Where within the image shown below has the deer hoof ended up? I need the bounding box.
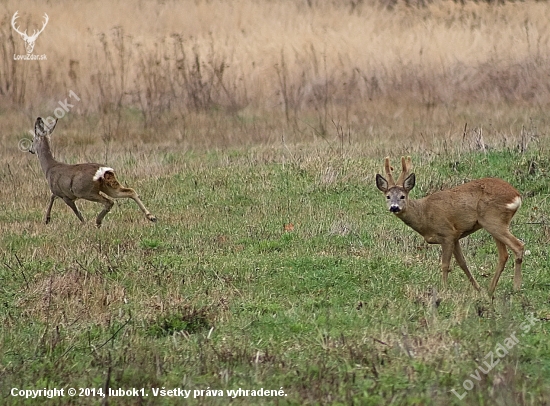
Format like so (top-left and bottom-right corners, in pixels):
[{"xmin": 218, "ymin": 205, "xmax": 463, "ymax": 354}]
[{"xmin": 147, "ymin": 214, "xmax": 157, "ymax": 222}]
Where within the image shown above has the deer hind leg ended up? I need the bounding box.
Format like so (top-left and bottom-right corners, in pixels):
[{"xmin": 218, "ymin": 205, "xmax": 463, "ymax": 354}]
[
  {"xmin": 100, "ymin": 172, "xmax": 156, "ymax": 222},
  {"xmin": 488, "ymin": 230, "xmax": 524, "ymax": 295},
  {"xmin": 503, "ymin": 232, "xmax": 524, "ymax": 292},
  {"xmin": 453, "ymin": 242, "xmax": 481, "ymax": 291},
  {"xmin": 487, "ymin": 238, "xmax": 510, "ymax": 297},
  {"xmin": 499, "ymin": 230, "xmax": 525, "ymax": 291},
  {"xmin": 102, "ymin": 186, "xmax": 157, "ymax": 222},
  {"xmin": 61, "ymin": 197, "xmax": 85, "ymax": 223},
  {"xmin": 86, "ymin": 193, "xmax": 115, "ymax": 227}
]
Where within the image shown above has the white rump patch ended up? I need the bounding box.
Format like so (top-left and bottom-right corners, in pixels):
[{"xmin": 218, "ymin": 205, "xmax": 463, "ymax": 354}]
[
  {"xmin": 93, "ymin": 167, "xmax": 114, "ymax": 181},
  {"xmin": 506, "ymin": 196, "xmax": 522, "ymax": 211}
]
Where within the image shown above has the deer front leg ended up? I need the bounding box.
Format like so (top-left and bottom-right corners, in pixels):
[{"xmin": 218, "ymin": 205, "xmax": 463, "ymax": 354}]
[
  {"xmin": 61, "ymin": 197, "xmax": 85, "ymax": 223},
  {"xmin": 440, "ymin": 241, "xmax": 455, "ymax": 289},
  {"xmin": 453, "ymin": 242, "xmax": 481, "ymax": 291},
  {"xmin": 45, "ymin": 194, "xmax": 58, "ymax": 224}
]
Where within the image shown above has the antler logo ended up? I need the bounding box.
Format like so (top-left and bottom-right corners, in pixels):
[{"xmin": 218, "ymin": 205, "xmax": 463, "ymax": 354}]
[{"xmin": 11, "ymin": 11, "xmax": 49, "ymax": 54}]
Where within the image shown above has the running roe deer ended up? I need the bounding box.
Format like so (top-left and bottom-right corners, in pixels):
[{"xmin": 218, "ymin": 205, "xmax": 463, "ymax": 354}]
[
  {"xmin": 375, "ymin": 156, "xmax": 524, "ymax": 296},
  {"xmin": 30, "ymin": 117, "xmax": 157, "ymax": 227}
]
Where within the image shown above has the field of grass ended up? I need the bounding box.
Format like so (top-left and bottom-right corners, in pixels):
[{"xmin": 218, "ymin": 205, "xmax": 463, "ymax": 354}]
[
  {"xmin": 2, "ymin": 123, "xmax": 550, "ymax": 404},
  {"xmin": 2, "ymin": 0, "xmax": 550, "ymax": 404}
]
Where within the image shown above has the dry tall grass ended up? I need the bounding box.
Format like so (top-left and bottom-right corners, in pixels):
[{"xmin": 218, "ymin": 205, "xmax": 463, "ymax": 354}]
[{"xmin": 1, "ymin": 0, "xmax": 549, "ymax": 150}]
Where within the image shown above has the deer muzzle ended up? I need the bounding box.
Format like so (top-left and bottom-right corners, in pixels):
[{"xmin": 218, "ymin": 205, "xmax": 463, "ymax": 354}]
[{"xmin": 389, "ymin": 205, "xmax": 401, "ymax": 213}]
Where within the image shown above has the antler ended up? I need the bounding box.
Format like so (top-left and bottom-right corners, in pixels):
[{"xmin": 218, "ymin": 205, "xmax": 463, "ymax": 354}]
[
  {"xmin": 395, "ymin": 156, "xmax": 412, "ymax": 186},
  {"xmin": 11, "ymin": 11, "xmax": 48, "ymax": 40},
  {"xmin": 30, "ymin": 13, "xmax": 49, "ymax": 40},
  {"xmin": 384, "ymin": 157, "xmax": 396, "ymax": 187},
  {"xmin": 11, "ymin": 11, "xmax": 27, "ymax": 38},
  {"xmin": 384, "ymin": 156, "xmax": 412, "ymax": 187}
]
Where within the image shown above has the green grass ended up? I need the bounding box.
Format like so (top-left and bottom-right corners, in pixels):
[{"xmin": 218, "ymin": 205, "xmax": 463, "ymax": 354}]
[{"xmin": 1, "ymin": 146, "xmax": 550, "ymax": 405}]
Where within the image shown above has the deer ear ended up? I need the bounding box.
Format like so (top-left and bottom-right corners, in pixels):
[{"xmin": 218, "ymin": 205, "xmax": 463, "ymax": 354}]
[
  {"xmin": 403, "ymin": 173, "xmax": 415, "ymax": 192},
  {"xmin": 34, "ymin": 117, "xmax": 46, "ymax": 137},
  {"xmin": 45, "ymin": 118, "xmax": 57, "ymax": 134},
  {"xmin": 376, "ymin": 174, "xmax": 389, "ymax": 192},
  {"xmin": 34, "ymin": 117, "xmax": 57, "ymax": 137}
]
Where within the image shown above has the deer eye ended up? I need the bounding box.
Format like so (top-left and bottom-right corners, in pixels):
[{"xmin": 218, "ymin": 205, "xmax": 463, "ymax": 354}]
[
  {"xmin": 400, "ymin": 195, "xmax": 405, "ymax": 200},
  {"xmin": 386, "ymin": 196, "xmax": 390, "ymax": 199}
]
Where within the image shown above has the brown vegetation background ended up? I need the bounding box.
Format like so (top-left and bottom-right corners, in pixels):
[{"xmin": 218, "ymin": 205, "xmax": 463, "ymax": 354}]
[{"xmin": 1, "ymin": 0, "xmax": 549, "ymax": 150}]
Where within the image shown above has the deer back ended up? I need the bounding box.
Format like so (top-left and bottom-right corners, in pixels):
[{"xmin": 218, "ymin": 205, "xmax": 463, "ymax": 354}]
[
  {"xmin": 397, "ymin": 178, "xmax": 521, "ymax": 244},
  {"xmin": 46, "ymin": 162, "xmax": 114, "ymax": 200}
]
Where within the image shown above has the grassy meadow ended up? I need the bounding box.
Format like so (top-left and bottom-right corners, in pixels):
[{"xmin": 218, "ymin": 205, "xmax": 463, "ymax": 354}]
[{"xmin": 1, "ymin": 0, "xmax": 550, "ymax": 404}]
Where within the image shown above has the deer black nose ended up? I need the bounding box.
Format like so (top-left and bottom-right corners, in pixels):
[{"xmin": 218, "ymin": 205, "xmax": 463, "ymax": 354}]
[{"xmin": 389, "ymin": 205, "xmax": 401, "ymax": 213}]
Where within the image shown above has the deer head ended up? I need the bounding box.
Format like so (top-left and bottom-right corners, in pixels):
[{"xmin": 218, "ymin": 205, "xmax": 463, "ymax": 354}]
[
  {"xmin": 375, "ymin": 156, "xmax": 414, "ymax": 213},
  {"xmin": 29, "ymin": 117, "xmax": 57, "ymax": 155},
  {"xmin": 11, "ymin": 11, "xmax": 49, "ymax": 54}
]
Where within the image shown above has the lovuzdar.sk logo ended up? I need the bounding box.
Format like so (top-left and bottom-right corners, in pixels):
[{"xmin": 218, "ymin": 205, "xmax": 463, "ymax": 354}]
[{"xmin": 11, "ymin": 11, "xmax": 48, "ymax": 61}]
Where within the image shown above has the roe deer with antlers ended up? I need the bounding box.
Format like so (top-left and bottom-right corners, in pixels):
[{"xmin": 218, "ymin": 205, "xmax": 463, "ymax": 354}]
[
  {"xmin": 375, "ymin": 156, "xmax": 524, "ymax": 296},
  {"xmin": 30, "ymin": 117, "xmax": 157, "ymax": 227}
]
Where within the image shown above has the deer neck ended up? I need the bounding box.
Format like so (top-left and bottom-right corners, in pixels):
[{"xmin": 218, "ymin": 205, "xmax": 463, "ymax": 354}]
[
  {"xmin": 394, "ymin": 198, "xmax": 429, "ymax": 235},
  {"xmin": 36, "ymin": 137, "xmax": 60, "ymax": 174}
]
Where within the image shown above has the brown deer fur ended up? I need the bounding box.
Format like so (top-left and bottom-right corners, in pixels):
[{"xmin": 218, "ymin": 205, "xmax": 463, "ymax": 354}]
[
  {"xmin": 30, "ymin": 117, "xmax": 157, "ymax": 227},
  {"xmin": 376, "ymin": 156, "xmax": 524, "ymax": 296}
]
